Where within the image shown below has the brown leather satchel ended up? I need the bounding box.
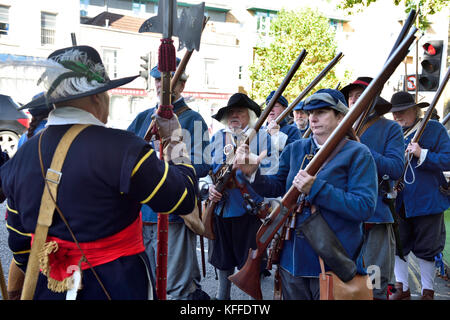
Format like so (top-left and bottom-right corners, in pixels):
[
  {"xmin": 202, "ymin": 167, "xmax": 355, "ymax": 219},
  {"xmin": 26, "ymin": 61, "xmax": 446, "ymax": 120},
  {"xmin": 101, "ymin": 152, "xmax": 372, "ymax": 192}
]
[
  {"xmin": 181, "ymin": 197, "xmax": 205, "ymax": 236},
  {"xmin": 319, "ymin": 257, "xmax": 373, "ymax": 300}
]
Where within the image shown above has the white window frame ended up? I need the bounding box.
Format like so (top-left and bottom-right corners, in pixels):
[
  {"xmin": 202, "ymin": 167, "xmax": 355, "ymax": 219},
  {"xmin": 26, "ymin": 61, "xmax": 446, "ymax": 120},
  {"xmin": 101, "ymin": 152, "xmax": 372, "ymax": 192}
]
[
  {"xmin": 0, "ymin": 5, "xmax": 10, "ymax": 36},
  {"xmin": 41, "ymin": 12, "xmax": 57, "ymax": 46}
]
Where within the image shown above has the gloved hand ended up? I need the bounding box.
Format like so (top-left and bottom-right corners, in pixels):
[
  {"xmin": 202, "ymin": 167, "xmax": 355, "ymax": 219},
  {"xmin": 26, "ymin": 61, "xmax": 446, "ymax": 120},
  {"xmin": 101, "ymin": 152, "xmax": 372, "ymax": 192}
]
[
  {"xmin": 232, "ymin": 144, "xmax": 266, "ymax": 176},
  {"xmin": 152, "ymin": 113, "xmax": 190, "ymax": 164},
  {"xmin": 152, "ymin": 112, "xmax": 182, "ymax": 143}
]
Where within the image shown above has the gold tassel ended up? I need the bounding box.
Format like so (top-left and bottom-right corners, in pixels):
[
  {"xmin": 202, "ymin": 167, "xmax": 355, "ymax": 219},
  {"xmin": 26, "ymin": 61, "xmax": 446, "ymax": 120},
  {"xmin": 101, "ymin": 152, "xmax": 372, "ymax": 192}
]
[{"xmin": 38, "ymin": 241, "xmax": 77, "ymax": 293}]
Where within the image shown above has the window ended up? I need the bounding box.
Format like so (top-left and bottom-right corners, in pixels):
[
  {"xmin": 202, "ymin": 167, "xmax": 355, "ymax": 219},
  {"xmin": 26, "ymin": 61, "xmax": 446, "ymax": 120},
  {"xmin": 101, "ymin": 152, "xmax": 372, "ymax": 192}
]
[
  {"xmin": 103, "ymin": 49, "xmax": 118, "ymax": 79},
  {"xmin": 329, "ymin": 19, "xmax": 343, "ymax": 32},
  {"xmin": 255, "ymin": 11, "xmax": 277, "ymax": 38},
  {"xmin": 41, "ymin": 12, "xmax": 56, "ymax": 45},
  {"xmin": 238, "ymin": 66, "xmax": 243, "ymax": 80},
  {"xmin": 204, "ymin": 59, "xmax": 218, "ymax": 88},
  {"xmin": 204, "ymin": 9, "xmax": 226, "ymax": 23},
  {"xmin": 0, "ymin": 5, "xmax": 9, "ymax": 36},
  {"xmin": 80, "ymin": 0, "xmax": 89, "ymax": 17},
  {"xmin": 132, "ymin": 0, "xmax": 145, "ymax": 16}
]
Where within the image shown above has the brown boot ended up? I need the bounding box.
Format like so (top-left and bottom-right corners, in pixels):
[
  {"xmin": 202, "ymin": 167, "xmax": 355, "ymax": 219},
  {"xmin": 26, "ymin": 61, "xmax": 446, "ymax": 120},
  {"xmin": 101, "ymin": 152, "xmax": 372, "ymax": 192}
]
[
  {"xmin": 390, "ymin": 282, "xmax": 411, "ymax": 300},
  {"xmin": 421, "ymin": 289, "xmax": 434, "ymax": 300}
]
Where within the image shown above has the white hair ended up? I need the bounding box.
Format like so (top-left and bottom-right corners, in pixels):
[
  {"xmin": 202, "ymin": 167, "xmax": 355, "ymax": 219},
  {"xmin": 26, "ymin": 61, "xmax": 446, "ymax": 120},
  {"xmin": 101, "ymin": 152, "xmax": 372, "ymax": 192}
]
[
  {"xmin": 38, "ymin": 49, "xmax": 108, "ymax": 100},
  {"xmin": 220, "ymin": 108, "xmax": 258, "ymax": 128}
]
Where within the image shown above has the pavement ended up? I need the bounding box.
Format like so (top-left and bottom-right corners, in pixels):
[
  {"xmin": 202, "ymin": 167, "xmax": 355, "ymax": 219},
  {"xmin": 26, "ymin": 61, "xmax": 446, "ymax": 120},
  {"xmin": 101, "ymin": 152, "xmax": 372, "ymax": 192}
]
[{"xmin": 1, "ymin": 200, "xmax": 449, "ymax": 300}]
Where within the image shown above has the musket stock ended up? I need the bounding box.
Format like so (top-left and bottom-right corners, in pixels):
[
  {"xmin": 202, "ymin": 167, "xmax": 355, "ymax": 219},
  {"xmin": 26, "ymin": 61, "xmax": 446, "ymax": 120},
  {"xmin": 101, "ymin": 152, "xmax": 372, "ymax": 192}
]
[{"xmin": 229, "ymin": 28, "xmax": 417, "ymax": 299}]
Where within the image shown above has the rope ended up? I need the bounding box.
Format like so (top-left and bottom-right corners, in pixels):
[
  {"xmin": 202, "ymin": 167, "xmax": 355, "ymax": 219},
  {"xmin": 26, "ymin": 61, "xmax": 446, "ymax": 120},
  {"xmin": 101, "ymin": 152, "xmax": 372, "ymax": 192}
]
[{"xmin": 403, "ymin": 151, "xmax": 416, "ymax": 185}]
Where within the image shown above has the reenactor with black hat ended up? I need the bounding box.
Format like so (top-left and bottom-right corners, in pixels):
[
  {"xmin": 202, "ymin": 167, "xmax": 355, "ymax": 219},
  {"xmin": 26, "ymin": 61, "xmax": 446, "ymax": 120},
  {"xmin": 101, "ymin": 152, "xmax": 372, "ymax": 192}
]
[
  {"xmin": 340, "ymin": 77, "xmax": 405, "ymax": 300},
  {"xmin": 389, "ymin": 91, "xmax": 450, "ymax": 300}
]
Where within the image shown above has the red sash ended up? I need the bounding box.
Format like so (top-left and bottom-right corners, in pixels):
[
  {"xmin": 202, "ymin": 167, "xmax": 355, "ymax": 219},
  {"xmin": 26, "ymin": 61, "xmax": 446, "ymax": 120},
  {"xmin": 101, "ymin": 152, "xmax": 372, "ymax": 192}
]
[{"xmin": 32, "ymin": 216, "xmax": 144, "ymax": 282}]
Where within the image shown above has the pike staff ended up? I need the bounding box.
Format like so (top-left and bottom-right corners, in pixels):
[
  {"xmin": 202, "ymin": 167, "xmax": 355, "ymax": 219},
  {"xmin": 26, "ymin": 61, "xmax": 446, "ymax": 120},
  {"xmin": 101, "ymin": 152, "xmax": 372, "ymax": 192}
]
[{"xmin": 139, "ymin": 0, "xmax": 205, "ymax": 299}]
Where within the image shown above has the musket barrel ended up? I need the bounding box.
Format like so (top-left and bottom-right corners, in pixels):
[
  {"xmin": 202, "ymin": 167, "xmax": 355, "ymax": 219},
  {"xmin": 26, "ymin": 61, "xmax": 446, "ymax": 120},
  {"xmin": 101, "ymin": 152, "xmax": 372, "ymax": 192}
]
[
  {"xmin": 442, "ymin": 112, "xmax": 450, "ymax": 126},
  {"xmin": 276, "ymin": 52, "xmax": 344, "ymax": 125},
  {"xmin": 354, "ymin": 9, "xmax": 418, "ymax": 135},
  {"xmin": 412, "ymin": 66, "xmax": 450, "ymax": 143}
]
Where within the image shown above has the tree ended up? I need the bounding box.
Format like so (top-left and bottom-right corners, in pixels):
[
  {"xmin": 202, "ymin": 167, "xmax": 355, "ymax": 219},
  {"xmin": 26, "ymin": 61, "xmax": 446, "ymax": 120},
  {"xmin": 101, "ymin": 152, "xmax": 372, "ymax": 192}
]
[
  {"xmin": 337, "ymin": 0, "xmax": 448, "ymax": 30},
  {"xmin": 249, "ymin": 8, "xmax": 350, "ymax": 105}
]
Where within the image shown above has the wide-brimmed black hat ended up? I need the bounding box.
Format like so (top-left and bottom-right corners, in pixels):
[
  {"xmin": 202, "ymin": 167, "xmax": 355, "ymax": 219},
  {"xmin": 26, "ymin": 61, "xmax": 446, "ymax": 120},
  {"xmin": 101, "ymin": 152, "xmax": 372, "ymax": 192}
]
[
  {"xmin": 340, "ymin": 77, "xmax": 392, "ymax": 115},
  {"xmin": 212, "ymin": 93, "xmax": 261, "ymax": 122},
  {"xmin": 390, "ymin": 91, "xmax": 429, "ymax": 112},
  {"xmin": 21, "ymin": 45, "xmax": 138, "ymax": 110}
]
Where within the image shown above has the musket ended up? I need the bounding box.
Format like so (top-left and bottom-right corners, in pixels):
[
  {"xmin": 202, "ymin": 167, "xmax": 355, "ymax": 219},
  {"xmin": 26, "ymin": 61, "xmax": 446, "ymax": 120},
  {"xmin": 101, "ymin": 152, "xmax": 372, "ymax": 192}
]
[
  {"xmin": 275, "ymin": 52, "xmax": 344, "ymax": 126},
  {"xmin": 442, "ymin": 112, "xmax": 450, "ymax": 127},
  {"xmin": 411, "ymin": 67, "xmax": 450, "ymax": 143},
  {"xmin": 202, "ymin": 49, "xmax": 308, "ymax": 240},
  {"xmin": 0, "ymin": 259, "xmax": 8, "ymax": 300},
  {"xmin": 228, "ymin": 27, "xmax": 418, "ymax": 299},
  {"xmin": 275, "ymin": 53, "xmax": 343, "ymax": 140},
  {"xmin": 354, "ymin": 9, "xmax": 418, "ymax": 136}
]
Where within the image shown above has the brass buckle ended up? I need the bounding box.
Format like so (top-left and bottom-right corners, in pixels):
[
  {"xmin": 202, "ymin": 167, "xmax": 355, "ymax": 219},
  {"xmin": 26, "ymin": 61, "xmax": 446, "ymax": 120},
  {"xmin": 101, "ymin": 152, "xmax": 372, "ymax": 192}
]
[{"xmin": 46, "ymin": 168, "xmax": 62, "ymax": 184}]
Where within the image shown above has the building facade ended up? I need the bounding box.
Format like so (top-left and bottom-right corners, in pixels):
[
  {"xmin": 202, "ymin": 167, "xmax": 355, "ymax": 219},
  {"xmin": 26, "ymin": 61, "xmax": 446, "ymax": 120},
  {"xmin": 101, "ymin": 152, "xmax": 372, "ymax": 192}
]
[{"xmin": 0, "ymin": 0, "xmax": 448, "ymax": 134}]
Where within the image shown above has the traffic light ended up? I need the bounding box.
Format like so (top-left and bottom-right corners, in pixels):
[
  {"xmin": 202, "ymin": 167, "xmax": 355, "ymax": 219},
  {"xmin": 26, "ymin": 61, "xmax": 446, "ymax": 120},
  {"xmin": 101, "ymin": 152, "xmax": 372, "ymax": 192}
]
[
  {"xmin": 140, "ymin": 53, "xmax": 151, "ymax": 90},
  {"xmin": 418, "ymin": 40, "xmax": 443, "ymax": 91}
]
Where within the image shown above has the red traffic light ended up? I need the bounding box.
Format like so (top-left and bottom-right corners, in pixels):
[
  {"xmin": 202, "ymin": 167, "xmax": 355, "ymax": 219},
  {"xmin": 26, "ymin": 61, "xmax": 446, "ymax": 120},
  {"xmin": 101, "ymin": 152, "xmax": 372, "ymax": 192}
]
[{"xmin": 422, "ymin": 43, "xmax": 438, "ymax": 56}]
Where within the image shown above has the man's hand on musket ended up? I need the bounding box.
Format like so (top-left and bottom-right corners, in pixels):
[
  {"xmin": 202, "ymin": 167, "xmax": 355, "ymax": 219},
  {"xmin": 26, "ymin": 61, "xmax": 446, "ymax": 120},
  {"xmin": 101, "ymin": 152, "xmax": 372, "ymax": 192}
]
[
  {"xmin": 208, "ymin": 185, "xmax": 223, "ymax": 203},
  {"xmin": 267, "ymin": 120, "xmax": 280, "ymax": 136},
  {"xmin": 406, "ymin": 142, "xmax": 422, "ymax": 158},
  {"xmin": 292, "ymin": 170, "xmax": 316, "ymax": 195},
  {"xmin": 233, "ymin": 144, "xmax": 265, "ymax": 176}
]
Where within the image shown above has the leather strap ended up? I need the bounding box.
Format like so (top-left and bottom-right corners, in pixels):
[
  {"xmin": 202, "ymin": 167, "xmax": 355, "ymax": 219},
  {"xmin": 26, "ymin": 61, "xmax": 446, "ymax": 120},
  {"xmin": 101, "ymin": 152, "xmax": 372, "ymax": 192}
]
[
  {"xmin": 358, "ymin": 115, "xmax": 381, "ymax": 137},
  {"xmin": 21, "ymin": 124, "xmax": 89, "ymax": 300}
]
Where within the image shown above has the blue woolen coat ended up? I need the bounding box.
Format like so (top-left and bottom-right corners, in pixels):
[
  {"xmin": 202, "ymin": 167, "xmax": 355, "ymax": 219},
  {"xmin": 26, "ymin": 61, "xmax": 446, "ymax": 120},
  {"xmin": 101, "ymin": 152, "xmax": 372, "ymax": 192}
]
[
  {"xmin": 397, "ymin": 119, "xmax": 450, "ymax": 218},
  {"xmin": 251, "ymin": 137, "xmax": 378, "ymax": 276},
  {"xmin": 360, "ymin": 117, "xmax": 405, "ymax": 223}
]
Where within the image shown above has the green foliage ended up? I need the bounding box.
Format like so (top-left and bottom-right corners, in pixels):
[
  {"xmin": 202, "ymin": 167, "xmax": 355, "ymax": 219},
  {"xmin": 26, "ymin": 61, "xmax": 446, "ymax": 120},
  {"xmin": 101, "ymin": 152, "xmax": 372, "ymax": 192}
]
[
  {"xmin": 249, "ymin": 8, "xmax": 350, "ymax": 106},
  {"xmin": 337, "ymin": 0, "xmax": 448, "ymax": 30}
]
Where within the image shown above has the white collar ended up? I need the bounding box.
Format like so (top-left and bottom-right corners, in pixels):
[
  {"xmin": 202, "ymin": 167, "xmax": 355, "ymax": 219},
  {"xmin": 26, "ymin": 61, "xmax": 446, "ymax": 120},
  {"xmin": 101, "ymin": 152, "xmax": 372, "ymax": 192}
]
[
  {"xmin": 313, "ymin": 136, "xmax": 324, "ymax": 149},
  {"xmin": 223, "ymin": 125, "xmax": 250, "ymax": 135},
  {"xmin": 46, "ymin": 106, "xmax": 105, "ymax": 127}
]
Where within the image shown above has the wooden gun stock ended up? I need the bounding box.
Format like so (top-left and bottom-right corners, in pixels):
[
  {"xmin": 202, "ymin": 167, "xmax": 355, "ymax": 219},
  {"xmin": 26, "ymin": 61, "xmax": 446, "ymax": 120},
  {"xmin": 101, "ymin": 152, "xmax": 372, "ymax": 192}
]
[{"xmin": 229, "ymin": 28, "xmax": 417, "ymax": 299}]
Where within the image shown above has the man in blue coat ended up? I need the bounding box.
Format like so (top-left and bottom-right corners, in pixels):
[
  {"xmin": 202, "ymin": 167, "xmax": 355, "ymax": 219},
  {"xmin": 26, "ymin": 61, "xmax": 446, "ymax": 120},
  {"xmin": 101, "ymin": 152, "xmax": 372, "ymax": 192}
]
[
  {"xmin": 292, "ymin": 101, "xmax": 309, "ymax": 137},
  {"xmin": 264, "ymin": 91, "xmax": 301, "ymax": 153},
  {"xmin": 128, "ymin": 59, "xmax": 210, "ymax": 300},
  {"xmin": 341, "ymin": 77, "xmax": 405, "ymax": 300},
  {"xmin": 389, "ymin": 91, "xmax": 450, "ymax": 300}
]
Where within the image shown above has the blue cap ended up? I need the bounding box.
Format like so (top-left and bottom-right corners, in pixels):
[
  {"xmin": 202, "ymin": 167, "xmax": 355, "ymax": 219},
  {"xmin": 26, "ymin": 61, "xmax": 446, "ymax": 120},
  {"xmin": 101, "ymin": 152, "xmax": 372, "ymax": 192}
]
[
  {"xmin": 293, "ymin": 101, "xmax": 304, "ymax": 111},
  {"xmin": 28, "ymin": 92, "xmax": 52, "ymax": 117},
  {"xmin": 266, "ymin": 90, "xmax": 288, "ymax": 108},
  {"xmin": 303, "ymin": 89, "xmax": 348, "ymax": 114},
  {"xmin": 150, "ymin": 57, "xmax": 188, "ymax": 80}
]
